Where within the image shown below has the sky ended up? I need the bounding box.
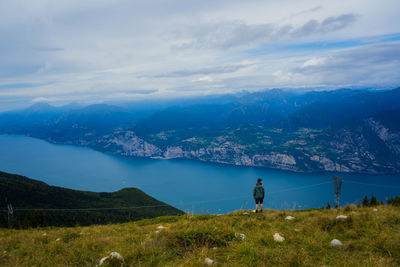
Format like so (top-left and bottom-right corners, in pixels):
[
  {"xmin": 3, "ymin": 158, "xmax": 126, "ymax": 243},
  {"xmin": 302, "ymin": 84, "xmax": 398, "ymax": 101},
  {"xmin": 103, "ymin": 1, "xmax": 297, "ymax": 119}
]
[{"xmin": 0, "ymin": 0, "xmax": 400, "ymax": 110}]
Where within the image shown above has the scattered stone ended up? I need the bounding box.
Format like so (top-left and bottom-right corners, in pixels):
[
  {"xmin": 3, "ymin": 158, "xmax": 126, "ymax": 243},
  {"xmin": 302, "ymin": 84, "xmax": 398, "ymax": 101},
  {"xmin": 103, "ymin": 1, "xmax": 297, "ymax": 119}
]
[
  {"xmin": 110, "ymin": 252, "xmax": 124, "ymax": 261},
  {"xmin": 3, "ymin": 250, "xmax": 6, "ymax": 254},
  {"xmin": 99, "ymin": 256, "xmax": 108, "ymax": 266},
  {"xmin": 55, "ymin": 238, "xmax": 61, "ymax": 242},
  {"xmin": 235, "ymin": 233, "xmax": 246, "ymax": 240},
  {"xmin": 157, "ymin": 226, "xmax": 166, "ymax": 229},
  {"xmin": 99, "ymin": 252, "xmax": 124, "ymax": 265},
  {"xmin": 330, "ymin": 239, "xmax": 343, "ymax": 247},
  {"xmin": 285, "ymin": 216, "xmax": 295, "ymax": 220},
  {"xmin": 336, "ymin": 215, "xmax": 348, "ymax": 220},
  {"xmin": 252, "ymin": 210, "xmax": 256, "ymax": 213},
  {"xmin": 204, "ymin": 257, "xmax": 214, "ymax": 265},
  {"xmin": 294, "ymin": 228, "xmax": 300, "ymax": 232},
  {"xmin": 243, "ymin": 212, "xmax": 249, "ymax": 215},
  {"xmin": 155, "ymin": 230, "xmax": 160, "ymax": 234},
  {"xmin": 373, "ymin": 208, "xmax": 378, "ymax": 212},
  {"xmin": 42, "ymin": 233, "xmax": 47, "ymax": 236},
  {"xmin": 273, "ymin": 233, "xmax": 285, "ymax": 242}
]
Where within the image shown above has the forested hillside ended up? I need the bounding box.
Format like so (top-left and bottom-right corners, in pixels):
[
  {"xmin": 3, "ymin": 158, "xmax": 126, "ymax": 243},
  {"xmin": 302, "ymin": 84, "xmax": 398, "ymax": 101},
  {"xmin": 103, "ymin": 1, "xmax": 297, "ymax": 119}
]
[{"xmin": 0, "ymin": 171, "xmax": 183, "ymax": 228}]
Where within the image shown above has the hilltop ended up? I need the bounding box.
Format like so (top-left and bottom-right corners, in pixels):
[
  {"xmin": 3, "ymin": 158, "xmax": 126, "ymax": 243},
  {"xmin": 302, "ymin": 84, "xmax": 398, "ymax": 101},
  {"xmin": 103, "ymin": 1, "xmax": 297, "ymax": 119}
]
[
  {"xmin": 0, "ymin": 171, "xmax": 183, "ymax": 228},
  {"xmin": 1, "ymin": 205, "xmax": 399, "ymax": 266}
]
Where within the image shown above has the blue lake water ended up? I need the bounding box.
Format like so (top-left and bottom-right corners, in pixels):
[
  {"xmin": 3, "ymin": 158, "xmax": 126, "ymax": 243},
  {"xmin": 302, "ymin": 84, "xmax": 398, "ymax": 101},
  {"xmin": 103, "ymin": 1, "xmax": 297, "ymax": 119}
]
[{"xmin": 0, "ymin": 135, "xmax": 399, "ymax": 214}]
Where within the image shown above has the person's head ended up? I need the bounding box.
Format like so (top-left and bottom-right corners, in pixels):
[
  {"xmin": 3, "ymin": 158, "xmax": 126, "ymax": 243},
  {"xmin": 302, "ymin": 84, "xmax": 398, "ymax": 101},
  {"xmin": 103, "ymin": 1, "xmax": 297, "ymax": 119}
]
[{"xmin": 257, "ymin": 178, "xmax": 262, "ymax": 184}]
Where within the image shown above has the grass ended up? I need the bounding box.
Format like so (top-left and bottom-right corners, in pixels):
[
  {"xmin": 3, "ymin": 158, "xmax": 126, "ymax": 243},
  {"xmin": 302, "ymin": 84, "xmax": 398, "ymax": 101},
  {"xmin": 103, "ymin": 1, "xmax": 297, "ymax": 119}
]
[{"xmin": 1, "ymin": 205, "xmax": 400, "ymax": 266}]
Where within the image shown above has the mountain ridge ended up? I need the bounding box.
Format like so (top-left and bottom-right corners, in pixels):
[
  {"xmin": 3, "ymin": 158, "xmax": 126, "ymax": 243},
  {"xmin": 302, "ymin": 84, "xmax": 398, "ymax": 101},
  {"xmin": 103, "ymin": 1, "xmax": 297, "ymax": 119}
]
[{"xmin": 1, "ymin": 88, "xmax": 399, "ymax": 174}]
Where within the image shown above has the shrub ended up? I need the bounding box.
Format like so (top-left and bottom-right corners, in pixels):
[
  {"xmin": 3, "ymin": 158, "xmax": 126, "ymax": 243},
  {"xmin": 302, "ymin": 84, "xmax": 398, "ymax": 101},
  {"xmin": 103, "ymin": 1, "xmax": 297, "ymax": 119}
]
[
  {"xmin": 388, "ymin": 196, "xmax": 400, "ymax": 206},
  {"xmin": 344, "ymin": 204, "xmax": 357, "ymax": 211}
]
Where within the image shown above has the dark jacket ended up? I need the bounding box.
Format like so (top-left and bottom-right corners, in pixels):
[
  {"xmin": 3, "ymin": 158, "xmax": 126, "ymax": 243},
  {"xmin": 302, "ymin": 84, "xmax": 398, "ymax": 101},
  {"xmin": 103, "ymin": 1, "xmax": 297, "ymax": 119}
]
[{"xmin": 253, "ymin": 183, "xmax": 265, "ymax": 199}]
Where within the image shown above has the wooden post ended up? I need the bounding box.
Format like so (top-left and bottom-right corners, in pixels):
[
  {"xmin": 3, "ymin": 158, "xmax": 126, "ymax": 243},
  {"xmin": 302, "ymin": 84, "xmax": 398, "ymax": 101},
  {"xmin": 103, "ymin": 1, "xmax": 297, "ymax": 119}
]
[{"xmin": 7, "ymin": 203, "xmax": 13, "ymax": 228}]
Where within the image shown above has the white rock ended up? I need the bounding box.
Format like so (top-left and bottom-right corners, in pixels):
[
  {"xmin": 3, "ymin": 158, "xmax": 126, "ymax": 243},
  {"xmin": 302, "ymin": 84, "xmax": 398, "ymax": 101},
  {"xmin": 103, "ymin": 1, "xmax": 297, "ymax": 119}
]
[
  {"xmin": 3, "ymin": 250, "xmax": 6, "ymax": 254},
  {"xmin": 243, "ymin": 212, "xmax": 249, "ymax": 215},
  {"xmin": 336, "ymin": 215, "xmax": 348, "ymax": 220},
  {"xmin": 99, "ymin": 252, "xmax": 124, "ymax": 265},
  {"xmin": 252, "ymin": 210, "xmax": 256, "ymax": 213},
  {"xmin": 42, "ymin": 233, "xmax": 47, "ymax": 236},
  {"xmin": 235, "ymin": 233, "xmax": 246, "ymax": 240},
  {"xmin": 157, "ymin": 226, "xmax": 166, "ymax": 229},
  {"xmin": 110, "ymin": 252, "xmax": 124, "ymax": 261},
  {"xmin": 273, "ymin": 233, "xmax": 285, "ymax": 242},
  {"xmin": 155, "ymin": 230, "xmax": 160, "ymax": 234},
  {"xmin": 99, "ymin": 256, "xmax": 109, "ymax": 265},
  {"xmin": 204, "ymin": 258, "xmax": 214, "ymax": 265},
  {"xmin": 330, "ymin": 239, "xmax": 343, "ymax": 246},
  {"xmin": 56, "ymin": 238, "xmax": 61, "ymax": 242},
  {"xmin": 285, "ymin": 216, "xmax": 295, "ymax": 220},
  {"xmin": 373, "ymin": 208, "xmax": 378, "ymax": 212}
]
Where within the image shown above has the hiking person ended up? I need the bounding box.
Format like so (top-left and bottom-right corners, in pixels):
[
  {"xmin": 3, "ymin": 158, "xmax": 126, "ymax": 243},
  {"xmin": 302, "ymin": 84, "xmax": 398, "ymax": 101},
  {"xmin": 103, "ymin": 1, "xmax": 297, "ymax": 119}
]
[{"xmin": 253, "ymin": 178, "xmax": 265, "ymax": 213}]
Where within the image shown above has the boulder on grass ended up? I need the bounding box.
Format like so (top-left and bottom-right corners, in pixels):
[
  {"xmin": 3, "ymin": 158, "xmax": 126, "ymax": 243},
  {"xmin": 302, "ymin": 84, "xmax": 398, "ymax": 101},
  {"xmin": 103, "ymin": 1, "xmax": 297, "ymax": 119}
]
[
  {"xmin": 330, "ymin": 239, "xmax": 343, "ymax": 247},
  {"xmin": 273, "ymin": 233, "xmax": 285, "ymax": 242},
  {"xmin": 204, "ymin": 257, "xmax": 214, "ymax": 265},
  {"xmin": 99, "ymin": 252, "xmax": 124, "ymax": 266},
  {"xmin": 336, "ymin": 215, "xmax": 348, "ymax": 220}
]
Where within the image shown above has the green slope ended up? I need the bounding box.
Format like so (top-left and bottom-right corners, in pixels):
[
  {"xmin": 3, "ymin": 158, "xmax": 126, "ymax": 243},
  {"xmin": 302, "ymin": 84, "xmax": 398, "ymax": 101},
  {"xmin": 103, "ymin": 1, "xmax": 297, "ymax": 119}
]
[
  {"xmin": 1, "ymin": 206, "xmax": 399, "ymax": 266},
  {"xmin": 0, "ymin": 171, "xmax": 183, "ymax": 228}
]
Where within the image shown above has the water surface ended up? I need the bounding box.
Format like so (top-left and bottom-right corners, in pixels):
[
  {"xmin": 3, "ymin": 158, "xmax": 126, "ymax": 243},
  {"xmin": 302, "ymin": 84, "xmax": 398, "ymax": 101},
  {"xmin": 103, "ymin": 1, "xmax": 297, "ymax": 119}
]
[{"xmin": 0, "ymin": 135, "xmax": 399, "ymax": 213}]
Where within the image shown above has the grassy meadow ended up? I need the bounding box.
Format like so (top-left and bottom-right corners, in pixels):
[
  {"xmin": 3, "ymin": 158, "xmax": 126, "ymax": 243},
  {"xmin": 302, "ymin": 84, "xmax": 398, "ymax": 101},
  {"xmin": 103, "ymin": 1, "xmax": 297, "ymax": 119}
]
[{"xmin": 1, "ymin": 205, "xmax": 400, "ymax": 266}]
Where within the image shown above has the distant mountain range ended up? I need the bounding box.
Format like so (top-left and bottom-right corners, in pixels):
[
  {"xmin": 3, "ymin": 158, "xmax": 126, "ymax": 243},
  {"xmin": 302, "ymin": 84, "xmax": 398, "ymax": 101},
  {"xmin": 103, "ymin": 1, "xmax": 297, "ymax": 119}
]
[
  {"xmin": 1, "ymin": 88, "xmax": 400, "ymax": 174},
  {"xmin": 0, "ymin": 171, "xmax": 183, "ymax": 228}
]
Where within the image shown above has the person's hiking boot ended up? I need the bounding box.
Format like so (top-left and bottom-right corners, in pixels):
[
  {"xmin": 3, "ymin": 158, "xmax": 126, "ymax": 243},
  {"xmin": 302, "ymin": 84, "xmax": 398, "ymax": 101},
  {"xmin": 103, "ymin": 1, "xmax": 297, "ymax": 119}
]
[
  {"xmin": 260, "ymin": 210, "xmax": 263, "ymax": 213},
  {"xmin": 255, "ymin": 210, "xmax": 258, "ymax": 213}
]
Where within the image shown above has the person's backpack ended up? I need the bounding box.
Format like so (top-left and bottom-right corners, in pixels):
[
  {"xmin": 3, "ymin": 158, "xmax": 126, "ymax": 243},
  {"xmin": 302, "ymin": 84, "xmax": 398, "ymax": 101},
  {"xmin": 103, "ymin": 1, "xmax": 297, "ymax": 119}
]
[{"xmin": 254, "ymin": 184, "xmax": 264, "ymax": 198}]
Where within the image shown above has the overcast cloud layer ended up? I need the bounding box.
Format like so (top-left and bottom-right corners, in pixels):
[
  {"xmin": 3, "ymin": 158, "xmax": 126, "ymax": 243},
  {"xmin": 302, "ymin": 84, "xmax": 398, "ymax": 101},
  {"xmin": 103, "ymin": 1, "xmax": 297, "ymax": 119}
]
[{"xmin": 0, "ymin": 0, "xmax": 400, "ymax": 110}]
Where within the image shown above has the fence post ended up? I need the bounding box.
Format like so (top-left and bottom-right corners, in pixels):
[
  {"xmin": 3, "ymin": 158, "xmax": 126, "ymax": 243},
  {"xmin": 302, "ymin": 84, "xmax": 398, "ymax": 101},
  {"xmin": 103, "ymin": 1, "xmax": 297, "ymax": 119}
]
[{"xmin": 7, "ymin": 203, "xmax": 13, "ymax": 228}]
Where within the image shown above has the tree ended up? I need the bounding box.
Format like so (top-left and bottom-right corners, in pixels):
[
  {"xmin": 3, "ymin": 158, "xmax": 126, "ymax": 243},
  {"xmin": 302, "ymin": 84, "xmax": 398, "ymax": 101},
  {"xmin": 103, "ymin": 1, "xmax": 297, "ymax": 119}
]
[
  {"xmin": 370, "ymin": 196, "xmax": 378, "ymax": 206},
  {"xmin": 326, "ymin": 202, "xmax": 331, "ymax": 209},
  {"xmin": 388, "ymin": 196, "xmax": 400, "ymax": 206},
  {"xmin": 362, "ymin": 196, "xmax": 369, "ymax": 207}
]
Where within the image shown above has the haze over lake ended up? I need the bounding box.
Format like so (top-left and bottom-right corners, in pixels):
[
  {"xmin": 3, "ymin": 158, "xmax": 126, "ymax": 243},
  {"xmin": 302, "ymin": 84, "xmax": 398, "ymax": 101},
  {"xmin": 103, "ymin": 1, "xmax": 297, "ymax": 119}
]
[{"xmin": 1, "ymin": 135, "xmax": 399, "ymax": 214}]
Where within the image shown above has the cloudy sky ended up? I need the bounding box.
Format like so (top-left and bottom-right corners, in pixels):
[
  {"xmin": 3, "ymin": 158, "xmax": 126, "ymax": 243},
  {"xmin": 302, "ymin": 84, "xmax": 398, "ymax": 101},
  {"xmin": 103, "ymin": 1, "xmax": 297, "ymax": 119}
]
[{"xmin": 1, "ymin": 0, "xmax": 399, "ymax": 110}]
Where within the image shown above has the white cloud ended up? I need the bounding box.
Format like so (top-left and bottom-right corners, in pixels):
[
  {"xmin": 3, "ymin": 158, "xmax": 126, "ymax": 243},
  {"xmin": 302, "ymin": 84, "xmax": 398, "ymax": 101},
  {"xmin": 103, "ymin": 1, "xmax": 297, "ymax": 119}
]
[
  {"xmin": 302, "ymin": 57, "xmax": 326, "ymax": 68},
  {"xmin": 32, "ymin": 97, "xmax": 54, "ymax": 103},
  {"xmin": 295, "ymin": 42, "xmax": 400, "ymax": 87},
  {"xmin": 192, "ymin": 76, "xmax": 214, "ymax": 82},
  {"xmin": 0, "ymin": 0, "xmax": 399, "ymax": 110}
]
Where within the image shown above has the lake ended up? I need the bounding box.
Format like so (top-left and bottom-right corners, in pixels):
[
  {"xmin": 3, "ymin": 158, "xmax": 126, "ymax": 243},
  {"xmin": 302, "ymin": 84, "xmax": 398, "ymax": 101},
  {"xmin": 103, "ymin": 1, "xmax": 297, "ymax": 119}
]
[{"xmin": 0, "ymin": 135, "xmax": 399, "ymax": 214}]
